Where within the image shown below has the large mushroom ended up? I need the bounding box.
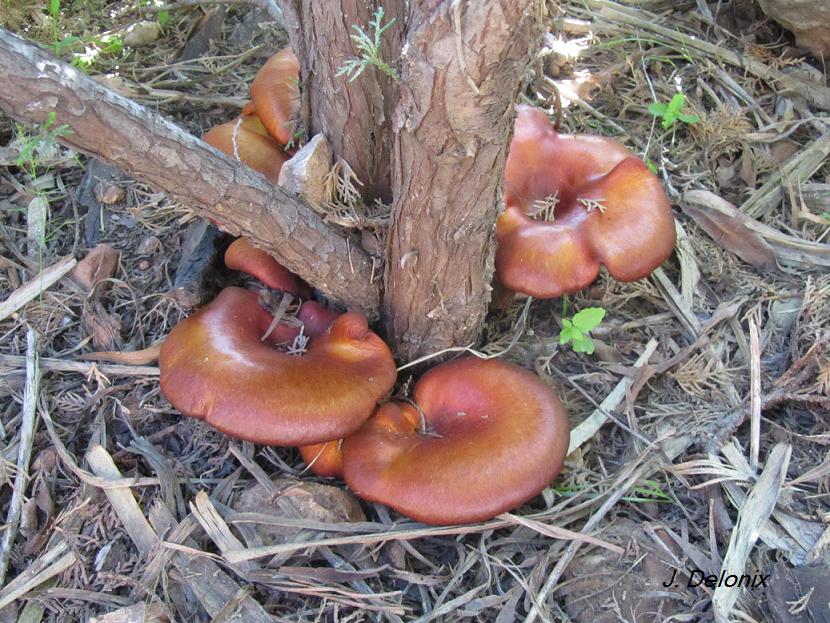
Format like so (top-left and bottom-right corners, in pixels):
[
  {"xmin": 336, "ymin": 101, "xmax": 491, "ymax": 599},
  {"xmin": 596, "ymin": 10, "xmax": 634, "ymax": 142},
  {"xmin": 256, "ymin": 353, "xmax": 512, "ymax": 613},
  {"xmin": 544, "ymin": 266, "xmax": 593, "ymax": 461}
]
[
  {"xmin": 341, "ymin": 357, "xmax": 570, "ymax": 525},
  {"xmin": 496, "ymin": 104, "xmax": 676, "ymax": 298},
  {"xmin": 159, "ymin": 287, "xmax": 396, "ymax": 445}
]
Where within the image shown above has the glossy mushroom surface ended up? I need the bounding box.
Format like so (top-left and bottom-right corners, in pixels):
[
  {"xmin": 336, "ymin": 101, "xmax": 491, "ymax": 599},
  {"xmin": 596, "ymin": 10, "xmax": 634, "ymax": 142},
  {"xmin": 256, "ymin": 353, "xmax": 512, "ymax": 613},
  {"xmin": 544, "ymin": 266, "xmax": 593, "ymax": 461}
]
[
  {"xmin": 496, "ymin": 104, "xmax": 675, "ymax": 298},
  {"xmin": 159, "ymin": 287, "xmax": 396, "ymax": 445},
  {"xmin": 342, "ymin": 357, "xmax": 570, "ymax": 525},
  {"xmin": 224, "ymin": 238, "xmax": 309, "ymax": 297},
  {"xmin": 299, "ymin": 441, "xmax": 344, "ymax": 478},
  {"xmin": 248, "ymin": 47, "xmax": 300, "ymax": 146},
  {"xmin": 203, "ymin": 115, "xmax": 288, "ymax": 184}
]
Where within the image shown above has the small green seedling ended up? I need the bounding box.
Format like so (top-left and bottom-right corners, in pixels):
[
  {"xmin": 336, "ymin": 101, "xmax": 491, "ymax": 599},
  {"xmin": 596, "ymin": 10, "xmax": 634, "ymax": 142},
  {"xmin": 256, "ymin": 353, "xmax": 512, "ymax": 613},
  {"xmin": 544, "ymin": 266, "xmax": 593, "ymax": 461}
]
[
  {"xmin": 559, "ymin": 307, "xmax": 605, "ymax": 355},
  {"xmin": 336, "ymin": 7, "xmax": 398, "ymax": 83},
  {"xmin": 648, "ymin": 92, "xmax": 699, "ymax": 130},
  {"xmin": 15, "ymin": 112, "xmax": 72, "ymax": 180}
]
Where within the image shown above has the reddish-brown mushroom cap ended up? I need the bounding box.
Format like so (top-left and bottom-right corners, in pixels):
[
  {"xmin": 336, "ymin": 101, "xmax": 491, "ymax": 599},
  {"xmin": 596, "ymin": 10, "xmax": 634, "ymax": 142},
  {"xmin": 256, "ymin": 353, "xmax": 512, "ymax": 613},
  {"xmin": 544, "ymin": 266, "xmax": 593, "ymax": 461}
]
[
  {"xmin": 224, "ymin": 238, "xmax": 310, "ymax": 297},
  {"xmin": 159, "ymin": 287, "xmax": 397, "ymax": 446},
  {"xmin": 496, "ymin": 104, "xmax": 675, "ymax": 298},
  {"xmin": 203, "ymin": 115, "xmax": 288, "ymax": 184},
  {"xmin": 299, "ymin": 440, "xmax": 344, "ymax": 478},
  {"xmin": 248, "ymin": 47, "xmax": 300, "ymax": 146},
  {"xmin": 341, "ymin": 357, "xmax": 570, "ymax": 525}
]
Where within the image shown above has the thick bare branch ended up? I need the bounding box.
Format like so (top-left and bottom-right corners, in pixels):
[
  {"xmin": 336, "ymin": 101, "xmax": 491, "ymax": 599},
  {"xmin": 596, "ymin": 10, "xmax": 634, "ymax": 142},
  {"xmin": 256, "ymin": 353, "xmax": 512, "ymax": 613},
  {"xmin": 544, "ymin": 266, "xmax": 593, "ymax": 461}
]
[
  {"xmin": 383, "ymin": 1, "xmax": 543, "ymax": 361},
  {"xmin": 0, "ymin": 28, "xmax": 379, "ymax": 314}
]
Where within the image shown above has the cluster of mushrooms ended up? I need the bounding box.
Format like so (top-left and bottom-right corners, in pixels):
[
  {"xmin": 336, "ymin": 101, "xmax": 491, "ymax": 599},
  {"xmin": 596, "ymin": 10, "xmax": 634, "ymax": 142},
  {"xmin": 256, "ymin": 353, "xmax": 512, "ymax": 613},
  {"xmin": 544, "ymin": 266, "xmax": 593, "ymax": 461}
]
[{"xmin": 158, "ymin": 48, "xmax": 675, "ymax": 526}]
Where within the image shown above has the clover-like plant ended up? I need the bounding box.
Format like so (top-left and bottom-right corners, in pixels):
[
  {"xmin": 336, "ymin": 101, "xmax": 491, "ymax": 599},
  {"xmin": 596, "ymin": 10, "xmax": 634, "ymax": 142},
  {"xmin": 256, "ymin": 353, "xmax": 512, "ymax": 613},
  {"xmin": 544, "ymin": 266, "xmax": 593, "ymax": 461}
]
[{"xmin": 559, "ymin": 307, "xmax": 606, "ymax": 355}]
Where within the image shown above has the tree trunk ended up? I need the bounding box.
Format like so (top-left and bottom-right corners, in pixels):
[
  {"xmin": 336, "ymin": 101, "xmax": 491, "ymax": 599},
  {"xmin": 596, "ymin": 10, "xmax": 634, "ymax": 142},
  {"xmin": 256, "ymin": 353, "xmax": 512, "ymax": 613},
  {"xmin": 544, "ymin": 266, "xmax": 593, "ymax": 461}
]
[
  {"xmin": 280, "ymin": 0, "xmax": 403, "ymax": 202},
  {"xmin": 383, "ymin": 2, "xmax": 541, "ymax": 361},
  {"xmin": 282, "ymin": 0, "xmax": 543, "ymax": 360}
]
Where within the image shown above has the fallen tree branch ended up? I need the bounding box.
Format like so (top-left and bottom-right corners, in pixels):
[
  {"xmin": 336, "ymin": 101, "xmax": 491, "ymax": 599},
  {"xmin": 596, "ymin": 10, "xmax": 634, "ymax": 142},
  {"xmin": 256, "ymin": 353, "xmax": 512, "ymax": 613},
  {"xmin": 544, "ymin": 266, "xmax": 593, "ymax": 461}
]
[{"xmin": 0, "ymin": 28, "xmax": 379, "ymax": 314}]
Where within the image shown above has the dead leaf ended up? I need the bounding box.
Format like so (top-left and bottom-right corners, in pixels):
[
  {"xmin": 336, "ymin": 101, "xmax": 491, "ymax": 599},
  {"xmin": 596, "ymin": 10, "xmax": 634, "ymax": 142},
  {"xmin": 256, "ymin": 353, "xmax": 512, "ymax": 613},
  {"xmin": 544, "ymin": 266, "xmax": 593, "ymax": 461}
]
[
  {"xmin": 738, "ymin": 148, "xmax": 757, "ymax": 187},
  {"xmin": 681, "ymin": 190, "xmax": 777, "ymax": 270},
  {"xmin": 71, "ymin": 244, "xmax": 120, "ymax": 292},
  {"xmin": 82, "ymin": 299, "xmax": 122, "ymax": 351},
  {"xmin": 232, "ymin": 479, "xmax": 365, "ymax": 547}
]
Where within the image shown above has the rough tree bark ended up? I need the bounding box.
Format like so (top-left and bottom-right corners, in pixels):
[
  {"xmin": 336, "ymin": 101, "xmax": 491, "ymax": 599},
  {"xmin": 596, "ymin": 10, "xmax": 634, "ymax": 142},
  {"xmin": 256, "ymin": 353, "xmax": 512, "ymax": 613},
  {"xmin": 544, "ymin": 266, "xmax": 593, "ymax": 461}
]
[
  {"xmin": 0, "ymin": 1, "xmax": 546, "ymax": 361},
  {"xmin": 280, "ymin": 0, "xmax": 543, "ymax": 360},
  {"xmin": 0, "ymin": 28, "xmax": 379, "ymax": 314},
  {"xmin": 280, "ymin": 0, "xmax": 403, "ymax": 201},
  {"xmin": 383, "ymin": 2, "xmax": 541, "ymax": 361}
]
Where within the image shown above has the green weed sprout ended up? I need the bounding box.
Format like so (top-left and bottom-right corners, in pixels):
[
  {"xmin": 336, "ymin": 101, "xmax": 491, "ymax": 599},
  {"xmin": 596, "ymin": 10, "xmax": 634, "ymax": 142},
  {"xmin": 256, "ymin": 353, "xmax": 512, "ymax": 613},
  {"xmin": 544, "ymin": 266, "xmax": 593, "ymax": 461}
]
[
  {"xmin": 15, "ymin": 112, "xmax": 72, "ymax": 180},
  {"xmin": 336, "ymin": 7, "xmax": 398, "ymax": 83},
  {"xmin": 648, "ymin": 92, "xmax": 699, "ymax": 130},
  {"xmin": 559, "ymin": 307, "xmax": 605, "ymax": 355}
]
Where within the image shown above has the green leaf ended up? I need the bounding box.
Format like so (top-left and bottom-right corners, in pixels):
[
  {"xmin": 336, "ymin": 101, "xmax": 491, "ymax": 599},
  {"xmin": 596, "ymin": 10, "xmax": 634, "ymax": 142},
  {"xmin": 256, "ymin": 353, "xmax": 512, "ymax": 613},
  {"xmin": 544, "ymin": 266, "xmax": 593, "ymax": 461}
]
[
  {"xmin": 677, "ymin": 112, "xmax": 699, "ymax": 125},
  {"xmin": 572, "ymin": 307, "xmax": 605, "ymax": 332},
  {"xmin": 647, "ymin": 102, "xmax": 668, "ymax": 117},
  {"xmin": 572, "ymin": 334, "xmax": 595, "ymax": 354},
  {"xmin": 666, "ymin": 92, "xmax": 685, "ymax": 116},
  {"xmin": 645, "ymin": 159, "xmax": 658, "ymax": 174},
  {"xmin": 50, "ymin": 0, "xmax": 61, "ymax": 17},
  {"xmin": 158, "ymin": 10, "xmax": 170, "ymax": 27},
  {"xmin": 559, "ymin": 325, "xmax": 574, "ymax": 345},
  {"xmin": 98, "ymin": 34, "xmax": 124, "ymax": 55}
]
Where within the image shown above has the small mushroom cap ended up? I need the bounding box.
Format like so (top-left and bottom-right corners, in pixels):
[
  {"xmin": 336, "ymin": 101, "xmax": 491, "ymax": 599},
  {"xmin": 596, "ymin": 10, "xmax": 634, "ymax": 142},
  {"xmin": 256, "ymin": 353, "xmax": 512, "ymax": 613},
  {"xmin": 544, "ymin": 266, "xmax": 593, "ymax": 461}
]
[
  {"xmin": 159, "ymin": 287, "xmax": 397, "ymax": 446},
  {"xmin": 249, "ymin": 47, "xmax": 300, "ymax": 146},
  {"xmin": 203, "ymin": 115, "xmax": 288, "ymax": 184},
  {"xmin": 496, "ymin": 105, "xmax": 675, "ymax": 298},
  {"xmin": 299, "ymin": 440, "xmax": 344, "ymax": 478},
  {"xmin": 224, "ymin": 238, "xmax": 309, "ymax": 297},
  {"xmin": 342, "ymin": 357, "xmax": 570, "ymax": 525}
]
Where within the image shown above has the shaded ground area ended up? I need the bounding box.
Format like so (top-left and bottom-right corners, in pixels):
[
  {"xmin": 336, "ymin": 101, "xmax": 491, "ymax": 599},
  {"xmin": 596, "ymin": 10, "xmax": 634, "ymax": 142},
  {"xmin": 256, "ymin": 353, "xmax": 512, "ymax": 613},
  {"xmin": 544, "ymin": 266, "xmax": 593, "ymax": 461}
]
[{"xmin": 1, "ymin": 1, "xmax": 829, "ymax": 621}]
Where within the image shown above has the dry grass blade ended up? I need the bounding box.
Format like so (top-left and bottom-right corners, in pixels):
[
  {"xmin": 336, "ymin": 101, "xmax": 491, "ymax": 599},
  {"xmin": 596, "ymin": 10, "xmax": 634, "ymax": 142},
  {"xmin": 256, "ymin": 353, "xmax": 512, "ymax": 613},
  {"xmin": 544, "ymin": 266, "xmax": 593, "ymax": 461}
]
[
  {"xmin": 748, "ymin": 317, "xmax": 761, "ymax": 473},
  {"xmin": 584, "ymin": 0, "xmax": 830, "ymax": 111},
  {"xmin": 0, "ymin": 354, "xmax": 159, "ymax": 376},
  {"xmin": 0, "ymin": 255, "xmax": 77, "ymax": 322},
  {"xmin": 0, "ymin": 541, "xmax": 77, "ymax": 610},
  {"xmin": 712, "ymin": 443, "xmax": 791, "ymax": 621},
  {"xmin": 148, "ymin": 503, "xmax": 277, "ymax": 622},
  {"xmin": 499, "ymin": 513, "xmax": 624, "ymax": 554},
  {"xmin": 0, "ymin": 329, "xmax": 40, "ymax": 586}
]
